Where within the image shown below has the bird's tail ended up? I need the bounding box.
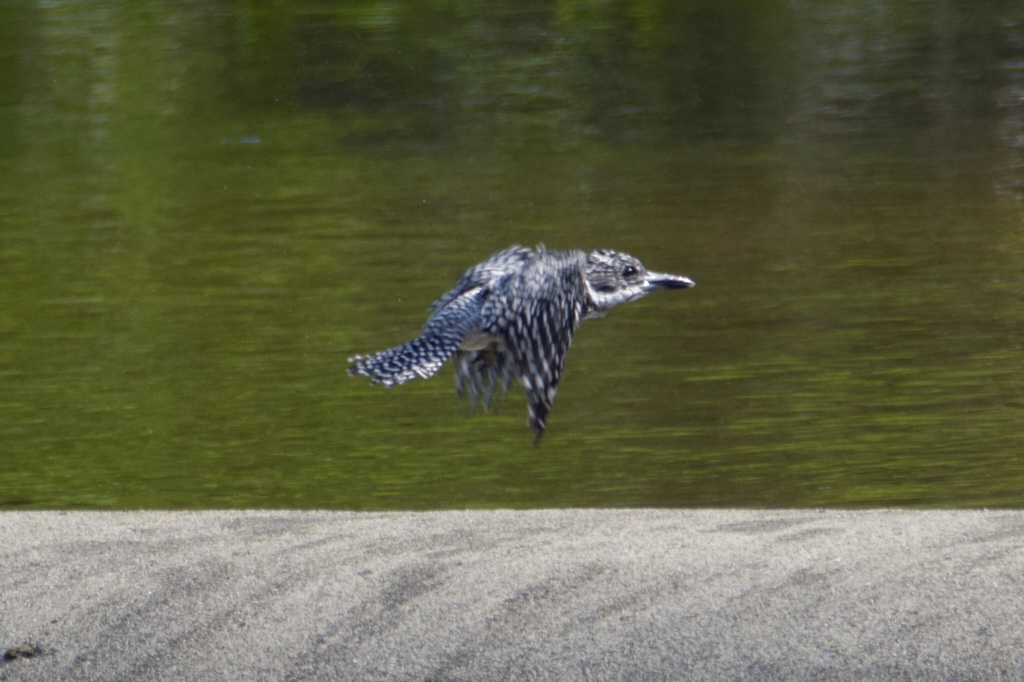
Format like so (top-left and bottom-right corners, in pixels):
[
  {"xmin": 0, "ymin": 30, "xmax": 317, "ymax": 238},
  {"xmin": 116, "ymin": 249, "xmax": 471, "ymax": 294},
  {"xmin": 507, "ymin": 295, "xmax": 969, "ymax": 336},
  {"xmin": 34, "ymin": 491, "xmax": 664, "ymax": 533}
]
[{"xmin": 348, "ymin": 334, "xmax": 458, "ymax": 387}]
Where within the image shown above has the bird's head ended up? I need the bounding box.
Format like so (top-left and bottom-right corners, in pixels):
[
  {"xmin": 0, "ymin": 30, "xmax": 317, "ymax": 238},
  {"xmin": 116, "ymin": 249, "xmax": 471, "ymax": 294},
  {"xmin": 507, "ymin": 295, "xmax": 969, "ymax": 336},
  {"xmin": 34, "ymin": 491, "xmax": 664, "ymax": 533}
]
[{"xmin": 583, "ymin": 249, "xmax": 694, "ymax": 318}]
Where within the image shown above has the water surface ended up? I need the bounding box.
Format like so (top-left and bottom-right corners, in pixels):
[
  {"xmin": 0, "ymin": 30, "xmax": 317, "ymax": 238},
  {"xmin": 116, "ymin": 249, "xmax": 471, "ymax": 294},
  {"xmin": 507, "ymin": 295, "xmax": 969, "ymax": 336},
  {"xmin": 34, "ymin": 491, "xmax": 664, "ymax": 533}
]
[{"xmin": 1, "ymin": 2, "xmax": 1022, "ymax": 508}]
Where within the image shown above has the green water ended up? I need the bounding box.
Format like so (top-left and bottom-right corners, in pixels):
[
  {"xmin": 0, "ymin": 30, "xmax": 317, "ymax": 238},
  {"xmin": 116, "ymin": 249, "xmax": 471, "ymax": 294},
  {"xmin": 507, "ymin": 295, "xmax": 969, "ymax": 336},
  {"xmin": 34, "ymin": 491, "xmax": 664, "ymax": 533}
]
[{"xmin": 1, "ymin": 2, "xmax": 1022, "ymax": 509}]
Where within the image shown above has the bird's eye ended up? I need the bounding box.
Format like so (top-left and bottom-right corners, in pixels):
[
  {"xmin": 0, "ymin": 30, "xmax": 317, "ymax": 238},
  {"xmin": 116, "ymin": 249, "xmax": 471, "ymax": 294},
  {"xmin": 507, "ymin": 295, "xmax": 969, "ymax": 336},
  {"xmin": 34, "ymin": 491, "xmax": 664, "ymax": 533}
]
[{"xmin": 622, "ymin": 265, "xmax": 639, "ymax": 278}]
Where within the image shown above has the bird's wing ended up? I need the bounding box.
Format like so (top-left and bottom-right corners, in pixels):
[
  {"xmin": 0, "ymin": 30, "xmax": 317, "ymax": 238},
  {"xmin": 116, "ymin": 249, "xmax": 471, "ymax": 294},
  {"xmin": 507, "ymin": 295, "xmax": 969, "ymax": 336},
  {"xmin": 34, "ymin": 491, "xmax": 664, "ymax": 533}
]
[
  {"xmin": 428, "ymin": 245, "xmax": 535, "ymax": 315},
  {"xmin": 481, "ymin": 249, "xmax": 587, "ymax": 439}
]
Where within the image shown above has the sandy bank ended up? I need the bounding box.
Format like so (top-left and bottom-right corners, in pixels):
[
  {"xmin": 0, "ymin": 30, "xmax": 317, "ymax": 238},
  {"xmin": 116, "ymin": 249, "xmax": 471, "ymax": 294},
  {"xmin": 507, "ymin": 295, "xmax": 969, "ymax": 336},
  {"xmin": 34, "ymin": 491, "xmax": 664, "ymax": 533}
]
[{"xmin": 1, "ymin": 509, "xmax": 1022, "ymax": 681}]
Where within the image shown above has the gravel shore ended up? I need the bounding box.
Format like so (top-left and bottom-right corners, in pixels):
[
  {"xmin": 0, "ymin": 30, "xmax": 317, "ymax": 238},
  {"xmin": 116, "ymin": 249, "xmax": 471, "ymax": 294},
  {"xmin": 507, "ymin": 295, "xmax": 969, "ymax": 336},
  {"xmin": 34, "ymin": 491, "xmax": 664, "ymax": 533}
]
[{"xmin": 1, "ymin": 509, "xmax": 1022, "ymax": 681}]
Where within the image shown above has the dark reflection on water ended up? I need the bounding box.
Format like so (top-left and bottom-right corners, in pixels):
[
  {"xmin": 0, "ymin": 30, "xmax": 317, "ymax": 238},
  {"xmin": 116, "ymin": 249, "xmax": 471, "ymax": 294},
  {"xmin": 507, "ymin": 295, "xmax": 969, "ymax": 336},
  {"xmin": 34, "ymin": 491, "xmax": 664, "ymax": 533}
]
[{"xmin": 0, "ymin": 1, "xmax": 1022, "ymax": 509}]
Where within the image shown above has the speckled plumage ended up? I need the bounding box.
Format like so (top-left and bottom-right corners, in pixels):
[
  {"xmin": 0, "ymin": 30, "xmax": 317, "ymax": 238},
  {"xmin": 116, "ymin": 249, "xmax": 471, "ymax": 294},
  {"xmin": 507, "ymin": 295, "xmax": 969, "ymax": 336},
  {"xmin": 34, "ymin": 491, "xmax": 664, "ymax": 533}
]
[{"xmin": 348, "ymin": 245, "xmax": 694, "ymax": 439}]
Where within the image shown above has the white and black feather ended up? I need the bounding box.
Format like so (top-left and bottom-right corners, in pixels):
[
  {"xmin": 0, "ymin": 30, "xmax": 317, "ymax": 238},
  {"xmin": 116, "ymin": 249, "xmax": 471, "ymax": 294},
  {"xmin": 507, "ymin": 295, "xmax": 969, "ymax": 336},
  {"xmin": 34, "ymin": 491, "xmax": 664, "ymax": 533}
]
[{"xmin": 348, "ymin": 244, "xmax": 693, "ymax": 439}]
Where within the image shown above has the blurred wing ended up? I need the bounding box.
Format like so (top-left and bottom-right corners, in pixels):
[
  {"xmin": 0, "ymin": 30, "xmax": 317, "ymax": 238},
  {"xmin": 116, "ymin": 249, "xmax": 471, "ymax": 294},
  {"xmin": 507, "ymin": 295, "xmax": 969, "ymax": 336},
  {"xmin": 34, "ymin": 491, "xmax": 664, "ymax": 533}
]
[
  {"xmin": 429, "ymin": 245, "xmax": 535, "ymax": 315},
  {"xmin": 482, "ymin": 249, "xmax": 587, "ymax": 439}
]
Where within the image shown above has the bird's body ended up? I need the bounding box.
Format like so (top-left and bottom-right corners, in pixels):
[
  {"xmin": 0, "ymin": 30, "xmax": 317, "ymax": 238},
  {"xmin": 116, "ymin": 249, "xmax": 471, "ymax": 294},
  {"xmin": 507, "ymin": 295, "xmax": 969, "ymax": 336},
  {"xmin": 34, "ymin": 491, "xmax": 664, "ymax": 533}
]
[{"xmin": 348, "ymin": 245, "xmax": 694, "ymax": 438}]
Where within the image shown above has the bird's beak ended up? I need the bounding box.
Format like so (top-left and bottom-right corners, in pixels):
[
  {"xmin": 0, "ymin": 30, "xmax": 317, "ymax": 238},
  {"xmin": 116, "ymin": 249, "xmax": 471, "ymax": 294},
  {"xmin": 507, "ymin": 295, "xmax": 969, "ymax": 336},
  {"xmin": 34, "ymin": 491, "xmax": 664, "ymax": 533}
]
[{"xmin": 645, "ymin": 272, "xmax": 695, "ymax": 291}]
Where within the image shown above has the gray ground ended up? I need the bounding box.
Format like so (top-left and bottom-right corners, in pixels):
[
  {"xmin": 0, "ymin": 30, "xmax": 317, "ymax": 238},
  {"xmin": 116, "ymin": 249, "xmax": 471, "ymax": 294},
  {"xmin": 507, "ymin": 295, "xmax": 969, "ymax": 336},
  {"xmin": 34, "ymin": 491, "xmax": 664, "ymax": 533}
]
[{"xmin": 1, "ymin": 509, "xmax": 1022, "ymax": 681}]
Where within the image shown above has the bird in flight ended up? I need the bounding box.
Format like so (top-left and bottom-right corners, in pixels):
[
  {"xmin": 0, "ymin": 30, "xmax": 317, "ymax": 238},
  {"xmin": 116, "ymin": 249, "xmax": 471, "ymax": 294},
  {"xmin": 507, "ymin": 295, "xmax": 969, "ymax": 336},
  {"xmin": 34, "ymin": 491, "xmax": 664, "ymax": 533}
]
[{"xmin": 349, "ymin": 245, "xmax": 694, "ymax": 439}]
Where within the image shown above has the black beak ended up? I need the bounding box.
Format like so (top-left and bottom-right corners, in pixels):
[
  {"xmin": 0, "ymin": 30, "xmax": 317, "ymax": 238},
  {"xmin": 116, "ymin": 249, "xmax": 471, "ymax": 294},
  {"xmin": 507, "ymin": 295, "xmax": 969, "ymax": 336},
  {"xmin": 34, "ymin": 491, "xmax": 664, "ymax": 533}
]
[{"xmin": 645, "ymin": 272, "xmax": 695, "ymax": 291}]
